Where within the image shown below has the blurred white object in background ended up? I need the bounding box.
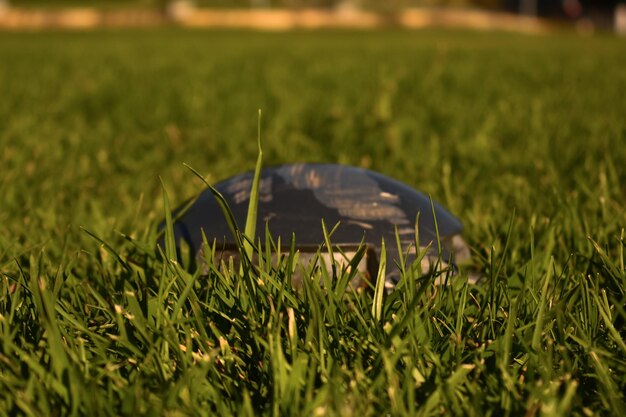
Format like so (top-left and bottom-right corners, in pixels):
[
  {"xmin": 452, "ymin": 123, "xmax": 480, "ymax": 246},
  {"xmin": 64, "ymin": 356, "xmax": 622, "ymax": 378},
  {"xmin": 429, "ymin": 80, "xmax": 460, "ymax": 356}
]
[
  {"xmin": 166, "ymin": 0, "xmax": 196, "ymax": 22},
  {"xmin": 0, "ymin": 0, "xmax": 9, "ymax": 17},
  {"xmin": 616, "ymin": 3, "xmax": 626, "ymax": 35}
]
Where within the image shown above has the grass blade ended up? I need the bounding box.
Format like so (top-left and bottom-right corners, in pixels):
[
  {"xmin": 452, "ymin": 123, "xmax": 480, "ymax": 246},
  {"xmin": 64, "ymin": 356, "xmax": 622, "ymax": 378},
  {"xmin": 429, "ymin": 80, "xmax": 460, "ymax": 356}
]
[
  {"xmin": 372, "ymin": 238, "xmax": 386, "ymax": 323},
  {"xmin": 243, "ymin": 109, "xmax": 264, "ymax": 261}
]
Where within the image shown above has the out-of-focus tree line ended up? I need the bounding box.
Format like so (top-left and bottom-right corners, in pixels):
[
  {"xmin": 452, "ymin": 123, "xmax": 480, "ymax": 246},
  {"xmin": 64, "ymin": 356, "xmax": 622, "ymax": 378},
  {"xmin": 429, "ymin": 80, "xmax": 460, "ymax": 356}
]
[
  {"xmin": 11, "ymin": 0, "xmax": 622, "ymax": 17},
  {"xmin": 247, "ymin": 0, "xmax": 505, "ymax": 10},
  {"xmin": 8, "ymin": 0, "xmax": 512, "ymax": 9}
]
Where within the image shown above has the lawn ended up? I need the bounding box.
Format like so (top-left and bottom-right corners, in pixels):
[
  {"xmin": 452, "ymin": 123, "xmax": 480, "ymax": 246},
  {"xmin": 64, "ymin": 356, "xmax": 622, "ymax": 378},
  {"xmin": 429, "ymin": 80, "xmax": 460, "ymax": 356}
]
[{"xmin": 1, "ymin": 29, "xmax": 625, "ymax": 416}]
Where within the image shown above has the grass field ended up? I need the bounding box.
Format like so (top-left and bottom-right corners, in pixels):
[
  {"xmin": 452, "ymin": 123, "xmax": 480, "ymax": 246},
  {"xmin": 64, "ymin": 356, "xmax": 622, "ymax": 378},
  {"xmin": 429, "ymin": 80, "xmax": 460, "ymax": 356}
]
[{"xmin": 1, "ymin": 29, "xmax": 625, "ymax": 416}]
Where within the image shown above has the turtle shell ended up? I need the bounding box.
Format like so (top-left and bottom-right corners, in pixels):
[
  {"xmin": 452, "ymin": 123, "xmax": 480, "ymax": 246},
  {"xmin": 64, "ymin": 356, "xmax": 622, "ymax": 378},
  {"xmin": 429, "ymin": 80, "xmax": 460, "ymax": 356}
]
[{"xmin": 163, "ymin": 163, "xmax": 469, "ymax": 284}]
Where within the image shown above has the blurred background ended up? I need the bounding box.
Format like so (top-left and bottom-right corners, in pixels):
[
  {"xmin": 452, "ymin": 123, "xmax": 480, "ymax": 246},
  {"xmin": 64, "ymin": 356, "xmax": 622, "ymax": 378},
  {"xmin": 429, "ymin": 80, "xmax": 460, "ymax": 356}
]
[
  {"xmin": 1, "ymin": 0, "xmax": 625, "ymax": 264},
  {"xmin": 1, "ymin": 0, "xmax": 625, "ymax": 33}
]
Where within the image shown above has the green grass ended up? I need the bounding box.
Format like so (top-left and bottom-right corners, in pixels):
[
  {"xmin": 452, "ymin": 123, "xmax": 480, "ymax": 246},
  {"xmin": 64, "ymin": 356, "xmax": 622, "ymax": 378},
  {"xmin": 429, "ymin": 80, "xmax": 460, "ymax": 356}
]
[{"xmin": 1, "ymin": 29, "xmax": 625, "ymax": 416}]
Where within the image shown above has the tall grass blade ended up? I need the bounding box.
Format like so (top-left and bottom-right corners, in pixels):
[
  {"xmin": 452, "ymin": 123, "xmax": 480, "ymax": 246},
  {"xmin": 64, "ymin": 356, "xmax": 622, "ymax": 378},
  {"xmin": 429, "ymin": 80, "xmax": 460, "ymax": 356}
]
[
  {"xmin": 184, "ymin": 164, "xmax": 243, "ymax": 248},
  {"xmin": 372, "ymin": 238, "xmax": 386, "ymax": 323},
  {"xmin": 159, "ymin": 176, "xmax": 177, "ymax": 263},
  {"xmin": 532, "ymin": 257, "xmax": 554, "ymax": 351},
  {"xmin": 80, "ymin": 226, "xmax": 130, "ymax": 271},
  {"xmin": 243, "ymin": 109, "xmax": 264, "ymax": 261}
]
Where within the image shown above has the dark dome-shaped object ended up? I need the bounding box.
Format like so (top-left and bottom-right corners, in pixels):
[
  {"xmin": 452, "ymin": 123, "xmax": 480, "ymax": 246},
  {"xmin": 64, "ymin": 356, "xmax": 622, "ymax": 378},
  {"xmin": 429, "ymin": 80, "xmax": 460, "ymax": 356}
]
[{"xmin": 163, "ymin": 163, "xmax": 471, "ymax": 287}]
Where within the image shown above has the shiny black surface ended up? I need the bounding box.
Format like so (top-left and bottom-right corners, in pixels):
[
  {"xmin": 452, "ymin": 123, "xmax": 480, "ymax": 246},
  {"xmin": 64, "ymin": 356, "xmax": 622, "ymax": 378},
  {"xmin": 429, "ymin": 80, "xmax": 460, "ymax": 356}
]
[{"xmin": 164, "ymin": 163, "xmax": 463, "ymax": 264}]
